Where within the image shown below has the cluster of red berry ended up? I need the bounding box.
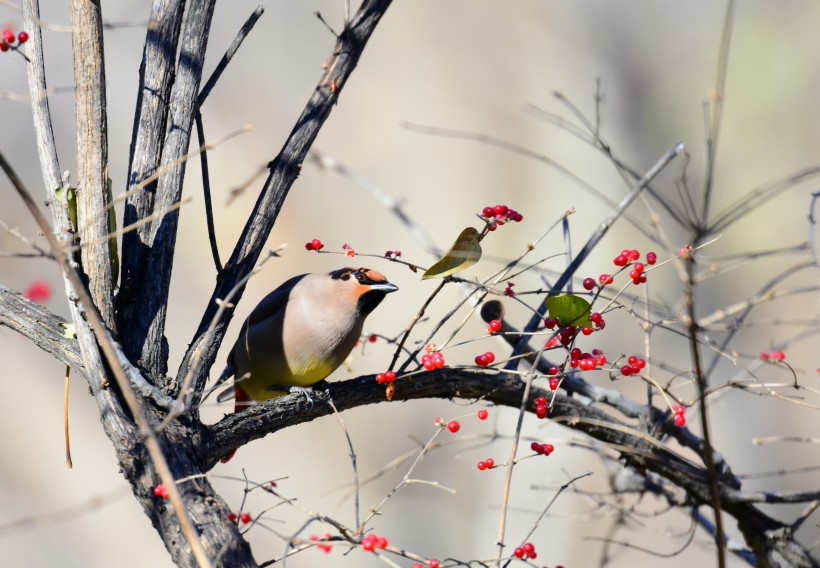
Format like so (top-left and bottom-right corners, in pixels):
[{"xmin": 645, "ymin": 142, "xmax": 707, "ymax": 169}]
[
  {"xmin": 477, "ymin": 457, "xmax": 495, "ymax": 470},
  {"xmin": 227, "ymin": 511, "xmax": 252, "ymax": 524},
  {"xmin": 612, "ymin": 248, "xmax": 657, "ymax": 285},
  {"xmin": 304, "ymin": 238, "xmax": 324, "ymax": 251},
  {"xmin": 309, "ymin": 534, "xmax": 333, "ymax": 553},
  {"xmin": 504, "ymin": 282, "xmax": 515, "ymax": 296},
  {"xmin": 533, "ymin": 396, "xmax": 549, "ymax": 419},
  {"xmin": 342, "ymin": 243, "xmax": 355, "ymax": 257},
  {"xmin": 479, "ymin": 204, "xmax": 524, "ymax": 231},
  {"xmin": 152, "ymin": 483, "xmax": 170, "ymax": 499},
  {"xmin": 474, "ymin": 351, "xmax": 495, "ymax": 366},
  {"xmin": 1, "ymin": 28, "xmax": 28, "ymax": 53},
  {"xmin": 673, "ymin": 404, "xmax": 686, "ymax": 427},
  {"xmin": 619, "ymin": 355, "xmax": 646, "ymax": 376},
  {"xmin": 569, "ymin": 347, "xmax": 607, "ymax": 371},
  {"xmin": 760, "ymin": 350, "xmax": 786, "ymax": 361},
  {"xmin": 513, "ymin": 542, "xmax": 538, "ymax": 560},
  {"xmin": 360, "ymin": 533, "xmax": 389, "ymax": 552},
  {"xmin": 531, "ymin": 441, "xmax": 555, "ymax": 456},
  {"xmin": 422, "ymin": 347, "xmax": 445, "ymax": 370},
  {"xmin": 544, "ymin": 323, "xmax": 580, "ymax": 347},
  {"xmin": 375, "ymin": 370, "xmax": 397, "ymax": 383}
]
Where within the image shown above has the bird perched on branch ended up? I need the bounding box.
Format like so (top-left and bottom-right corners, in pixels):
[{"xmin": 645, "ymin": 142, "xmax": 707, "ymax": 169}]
[{"xmin": 214, "ymin": 267, "xmax": 398, "ymax": 412}]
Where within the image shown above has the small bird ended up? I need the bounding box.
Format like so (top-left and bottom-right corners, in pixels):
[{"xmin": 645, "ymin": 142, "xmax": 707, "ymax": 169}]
[{"xmin": 215, "ymin": 267, "xmax": 398, "ymax": 412}]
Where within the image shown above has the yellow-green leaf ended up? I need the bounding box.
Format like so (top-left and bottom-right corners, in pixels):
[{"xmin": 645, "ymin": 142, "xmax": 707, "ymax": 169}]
[
  {"xmin": 60, "ymin": 322, "xmax": 77, "ymax": 339},
  {"xmin": 422, "ymin": 227, "xmax": 482, "ymax": 279},
  {"xmin": 545, "ymin": 294, "xmax": 593, "ymax": 328}
]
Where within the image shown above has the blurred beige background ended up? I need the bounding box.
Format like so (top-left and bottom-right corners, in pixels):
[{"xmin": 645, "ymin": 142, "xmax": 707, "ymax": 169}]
[{"xmin": 2, "ymin": 1, "xmax": 819, "ymax": 566}]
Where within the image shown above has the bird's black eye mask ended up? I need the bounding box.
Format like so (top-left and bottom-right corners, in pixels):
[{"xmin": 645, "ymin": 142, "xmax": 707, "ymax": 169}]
[{"xmin": 331, "ymin": 267, "xmax": 379, "ymax": 285}]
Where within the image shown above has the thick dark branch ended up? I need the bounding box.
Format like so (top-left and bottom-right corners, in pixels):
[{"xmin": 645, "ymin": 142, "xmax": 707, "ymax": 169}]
[
  {"xmin": 70, "ymin": 0, "xmax": 116, "ymax": 331},
  {"xmin": 179, "ymin": 0, "xmax": 394, "ymax": 403},
  {"xmin": 119, "ymin": 0, "xmax": 187, "ymax": 371},
  {"xmin": 0, "ymin": 285, "xmax": 85, "ymax": 376},
  {"xmin": 199, "ymin": 370, "xmax": 818, "ymax": 565}
]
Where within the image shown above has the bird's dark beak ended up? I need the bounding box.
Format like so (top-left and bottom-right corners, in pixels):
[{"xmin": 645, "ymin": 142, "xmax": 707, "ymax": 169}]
[{"xmin": 371, "ymin": 282, "xmax": 399, "ymax": 294}]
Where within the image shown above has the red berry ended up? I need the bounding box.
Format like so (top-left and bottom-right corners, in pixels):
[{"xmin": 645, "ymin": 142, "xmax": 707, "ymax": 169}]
[
  {"xmin": 488, "ymin": 319, "xmax": 502, "ymax": 333},
  {"xmin": 646, "ymin": 251, "xmax": 657, "ymax": 265},
  {"xmin": 376, "ymin": 536, "xmax": 388, "ymax": 549},
  {"xmin": 482, "ymin": 206, "xmax": 494, "ymax": 218},
  {"xmin": 522, "ymin": 542, "xmax": 536, "ymax": 556},
  {"xmin": 430, "ymin": 560, "xmax": 441, "ymax": 568},
  {"xmin": 582, "ymin": 277, "xmax": 595, "ymax": 290},
  {"xmin": 228, "ymin": 512, "xmax": 238, "ymax": 522},
  {"xmin": 514, "ymin": 548, "xmax": 525, "ymax": 558},
  {"xmin": 543, "ymin": 444, "xmax": 554, "ymax": 455},
  {"xmin": 362, "ymin": 538, "xmax": 376, "ymax": 552},
  {"xmin": 17, "ymin": 31, "xmax": 28, "ymax": 44},
  {"xmin": 447, "ymin": 420, "xmax": 460, "ymax": 433},
  {"xmin": 475, "ymin": 354, "xmax": 488, "ymax": 366},
  {"xmin": 628, "ymin": 249, "xmax": 640, "ymax": 261},
  {"xmin": 0, "ymin": 41, "xmax": 8, "ymax": 52},
  {"xmin": 493, "ymin": 205, "xmax": 508, "ymax": 216},
  {"xmin": 477, "ymin": 461, "xmax": 487, "ymax": 470},
  {"xmin": 590, "ymin": 312, "xmax": 603, "ymax": 325},
  {"xmin": 240, "ymin": 512, "xmax": 252, "ymax": 524},
  {"xmin": 548, "ymin": 366, "xmax": 560, "ymax": 375},
  {"xmin": 531, "ymin": 442, "xmax": 542, "ymax": 453},
  {"xmin": 24, "ymin": 280, "xmax": 51, "ymax": 303},
  {"xmin": 534, "ymin": 396, "xmax": 547, "ymax": 406},
  {"xmin": 311, "ymin": 239, "xmax": 323, "ymax": 250},
  {"xmin": 484, "ymin": 458, "xmax": 494, "ymax": 468},
  {"xmin": 613, "ymin": 255, "xmax": 628, "ymax": 267},
  {"xmin": 549, "ymin": 377, "xmax": 559, "ymax": 390},
  {"xmin": 761, "ymin": 351, "xmax": 770, "ymax": 360},
  {"xmin": 477, "ymin": 408, "xmax": 489, "ymax": 420},
  {"xmin": 636, "ymin": 358, "xmax": 646, "ymax": 369},
  {"xmin": 581, "ymin": 326, "xmax": 593, "ymax": 336},
  {"xmin": 620, "ymin": 365, "xmax": 632, "ymax": 376},
  {"xmin": 544, "ymin": 317, "xmax": 556, "ymax": 329},
  {"xmin": 368, "ymin": 334, "xmax": 377, "ymax": 343},
  {"xmin": 153, "ymin": 483, "xmax": 168, "ymax": 498},
  {"xmin": 628, "ymin": 355, "xmax": 638, "ymax": 365},
  {"xmin": 535, "ymin": 404, "xmax": 547, "ymax": 419},
  {"xmin": 674, "ymin": 414, "xmax": 686, "ymax": 426},
  {"xmin": 673, "ymin": 404, "xmax": 686, "ymax": 415},
  {"xmin": 571, "ymin": 347, "xmax": 582, "ymax": 359},
  {"xmin": 2, "ymin": 29, "xmax": 14, "ymax": 43}
]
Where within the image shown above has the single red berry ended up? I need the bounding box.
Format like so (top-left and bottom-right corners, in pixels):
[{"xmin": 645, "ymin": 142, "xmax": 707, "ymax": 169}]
[
  {"xmin": 599, "ymin": 273, "xmax": 614, "ymax": 285},
  {"xmin": 0, "ymin": 41, "xmax": 8, "ymax": 52},
  {"xmin": 522, "ymin": 542, "xmax": 536, "ymax": 556},
  {"xmin": 311, "ymin": 238, "xmax": 323, "ymax": 250},
  {"xmin": 673, "ymin": 404, "xmax": 686, "ymax": 415},
  {"xmin": 2, "ymin": 29, "xmax": 14, "ymax": 43},
  {"xmin": 385, "ymin": 370, "xmax": 396, "ymax": 382},
  {"xmin": 581, "ymin": 326, "xmax": 593, "ymax": 336},
  {"xmin": 571, "ymin": 347, "xmax": 582, "ymax": 359},
  {"xmin": 447, "ymin": 420, "xmax": 460, "ymax": 433},
  {"xmin": 368, "ymin": 334, "xmax": 377, "ymax": 343},
  {"xmin": 153, "ymin": 483, "xmax": 167, "ymax": 497},
  {"xmin": 240, "ymin": 512, "xmax": 252, "ymax": 524},
  {"xmin": 549, "ymin": 377, "xmax": 559, "ymax": 390},
  {"xmin": 362, "ymin": 538, "xmax": 376, "ymax": 552},
  {"xmin": 633, "ymin": 262, "xmax": 645, "ymax": 274},
  {"xmin": 482, "ymin": 206, "xmax": 494, "ymax": 218},
  {"xmin": 17, "ymin": 31, "xmax": 28, "ymax": 44},
  {"xmin": 228, "ymin": 512, "xmax": 238, "ymax": 522},
  {"xmin": 548, "ymin": 366, "xmax": 560, "ymax": 375},
  {"xmin": 478, "ymin": 461, "xmax": 487, "ymax": 470},
  {"xmin": 543, "ymin": 443, "xmax": 554, "ymax": 455},
  {"xmin": 620, "ymin": 365, "xmax": 632, "ymax": 376},
  {"xmin": 535, "ymin": 404, "xmax": 547, "ymax": 419},
  {"xmin": 488, "ymin": 319, "xmax": 502, "ymax": 333},
  {"xmin": 674, "ymin": 414, "xmax": 686, "ymax": 426},
  {"xmin": 544, "ymin": 317, "xmax": 557, "ymax": 329},
  {"xmin": 582, "ymin": 277, "xmax": 595, "ymax": 290},
  {"xmin": 429, "ymin": 560, "xmax": 441, "ymax": 568},
  {"xmin": 646, "ymin": 251, "xmax": 657, "ymax": 265},
  {"xmin": 636, "ymin": 358, "xmax": 646, "ymax": 369},
  {"xmin": 529, "ymin": 551, "xmax": 537, "ymax": 559},
  {"xmin": 569, "ymin": 358, "xmax": 579, "ymax": 368},
  {"xmin": 477, "ymin": 408, "xmax": 489, "ymax": 420},
  {"xmin": 628, "ymin": 249, "xmax": 640, "ymax": 261},
  {"xmin": 534, "ymin": 396, "xmax": 547, "ymax": 406},
  {"xmin": 376, "ymin": 373, "xmax": 386, "ymax": 383},
  {"xmin": 376, "ymin": 536, "xmax": 388, "ymax": 549},
  {"xmin": 613, "ymin": 255, "xmax": 628, "ymax": 267},
  {"xmin": 487, "ymin": 223, "xmax": 497, "ymax": 231},
  {"xmin": 514, "ymin": 548, "xmax": 525, "ymax": 558},
  {"xmin": 475, "ymin": 353, "xmax": 489, "ymax": 366},
  {"xmin": 24, "ymin": 280, "xmax": 51, "ymax": 303},
  {"xmin": 493, "ymin": 204, "xmax": 508, "ymax": 216},
  {"xmin": 628, "ymin": 355, "xmax": 638, "ymax": 365},
  {"xmin": 531, "ymin": 442, "xmax": 542, "ymax": 453},
  {"xmin": 590, "ymin": 312, "xmax": 603, "ymax": 325},
  {"xmin": 484, "ymin": 458, "xmax": 494, "ymax": 468}
]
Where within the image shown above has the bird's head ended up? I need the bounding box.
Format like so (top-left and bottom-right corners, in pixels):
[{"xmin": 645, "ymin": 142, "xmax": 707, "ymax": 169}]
[{"xmin": 329, "ymin": 267, "xmax": 398, "ymax": 314}]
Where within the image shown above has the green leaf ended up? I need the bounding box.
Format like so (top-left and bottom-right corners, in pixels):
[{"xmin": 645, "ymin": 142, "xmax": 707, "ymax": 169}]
[
  {"xmin": 60, "ymin": 322, "xmax": 77, "ymax": 339},
  {"xmin": 422, "ymin": 227, "xmax": 482, "ymax": 279},
  {"xmin": 545, "ymin": 294, "xmax": 593, "ymax": 328},
  {"xmin": 55, "ymin": 186, "xmax": 78, "ymax": 232}
]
